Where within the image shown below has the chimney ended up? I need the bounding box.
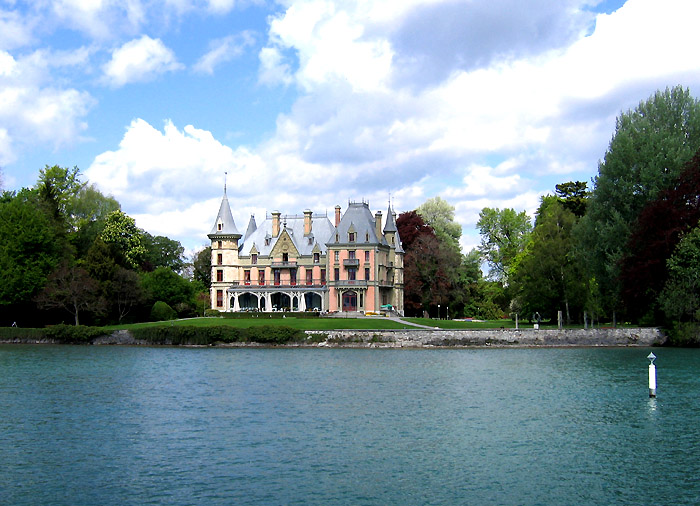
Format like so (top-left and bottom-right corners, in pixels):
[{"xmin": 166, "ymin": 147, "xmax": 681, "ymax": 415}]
[
  {"xmin": 335, "ymin": 205, "xmax": 342, "ymax": 227},
  {"xmin": 272, "ymin": 211, "xmax": 281, "ymax": 237},
  {"xmin": 375, "ymin": 211, "xmax": 383, "ymax": 240},
  {"xmin": 304, "ymin": 209, "xmax": 312, "ymax": 235}
]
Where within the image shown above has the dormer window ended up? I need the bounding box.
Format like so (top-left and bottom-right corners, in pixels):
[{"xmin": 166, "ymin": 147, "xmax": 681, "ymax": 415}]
[
  {"xmin": 314, "ymin": 253, "xmax": 320, "ymax": 263},
  {"xmin": 218, "ymin": 223, "xmax": 222, "ymax": 231},
  {"xmin": 265, "ymin": 237, "xmax": 271, "ymax": 246},
  {"xmin": 217, "ymin": 240, "xmax": 222, "ymax": 249},
  {"xmin": 365, "ymin": 232, "xmax": 369, "ymax": 242},
  {"xmin": 335, "ymin": 234, "xmax": 339, "ymax": 242},
  {"xmin": 252, "ymin": 254, "xmax": 257, "ymax": 264},
  {"xmin": 349, "ymin": 232, "xmax": 356, "ymax": 242}
]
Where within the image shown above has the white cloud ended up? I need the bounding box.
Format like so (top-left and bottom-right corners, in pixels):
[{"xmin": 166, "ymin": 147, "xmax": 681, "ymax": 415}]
[
  {"xmin": 0, "ymin": 48, "xmax": 94, "ymax": 164},
  {"xmin": 101, "ymin": 35, "xmax": 183, "ymax": 86},
  {"xmin": 193, "ymin": 31, "xmax": 255, "ymax": 74},
  {"xmin": 258, "ymin": 46, "xmax": 293, "ymax": 86},
  {"xmin": 50, "ymin": 0, "xmax": 146, "ymax": 39}
]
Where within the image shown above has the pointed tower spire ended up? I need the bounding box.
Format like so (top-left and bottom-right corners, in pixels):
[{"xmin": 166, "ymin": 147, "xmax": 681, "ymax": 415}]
[
  {"xmin": 208, "ymin": 188, "xmax": 240, "ymax": 239},
  {"xmin": 244, "ymin": 214, "xmax": 257, "ymax": 241}
]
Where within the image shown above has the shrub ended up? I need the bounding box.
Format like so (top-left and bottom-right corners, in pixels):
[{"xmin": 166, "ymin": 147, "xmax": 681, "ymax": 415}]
[
  {"xmin": 151, "ymin": 301, "xmax": 176, "ymax": 322},
  {"xmin": 44, "ymin": 324, "xmax": 106, "ymax": 344},
  {"xmin": 204, "ymin": 309, "xmax": 221, "ymax": 317}
]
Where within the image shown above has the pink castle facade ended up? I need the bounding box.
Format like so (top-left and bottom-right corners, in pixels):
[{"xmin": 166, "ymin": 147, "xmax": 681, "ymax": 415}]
[{"xmin": 208, "ymin": 192, "xmax": 404, "ymax": 314}]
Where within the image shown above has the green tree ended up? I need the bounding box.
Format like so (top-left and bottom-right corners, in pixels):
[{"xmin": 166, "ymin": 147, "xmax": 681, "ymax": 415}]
[
  {"xmin": 193, "ymin": 246, "xmax": 211, "ymax": 287},
  {"xmin": 416, "ymin": 196, "xmax": 462, "ymax": 252},
  {"xmin": 555, "ymin": 181, "xmax": 589, "ymax": 217},
  {"xmin": 0, "ymin": 189, "xmax": 62, "ymax": 309},
  {"xmin": 511, "ymin": 199, "xmax": 586, "ymax": 323},
  {"xmin": 100, "ymin": 210, "xmax": 146, "ymax": 269},
  {"xmin": 70, "ymin": 184, "xmax": 121, "ymax": 257},
  {"xmin": 142, "ymin": 232, "xmax": 186, "ymax": 272},
  {"xmin": 36, "ymin": 165, "xmax": 86, "ymax": 227},
  {"xmin": 112, "ymin": 267, "xmax": 143, "ymax": 323},
  {"xmin": 141, "ymin": 267, "xmax": 195, "ymax": 313},
  {"xmin": 477, "ymin": 207, "xmax": 532, "ymax": 282},
  {"xmin": 577, "ymin": 86, "xmax": 700, "ymax": 314},
  {"xmin": 36, "ymin": 261, "xmax": 105, "ymax": 325}
]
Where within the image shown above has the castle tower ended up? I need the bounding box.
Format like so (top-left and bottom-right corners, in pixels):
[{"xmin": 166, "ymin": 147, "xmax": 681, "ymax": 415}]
[{"xmin": 208, "ymin": 188, "xmax": 241, "ymax": 310}]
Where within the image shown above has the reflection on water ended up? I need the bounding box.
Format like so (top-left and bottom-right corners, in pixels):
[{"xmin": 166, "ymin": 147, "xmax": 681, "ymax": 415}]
[{"xmin": 0, "ymin": 346, "xmax": 698, "ymax": 505}]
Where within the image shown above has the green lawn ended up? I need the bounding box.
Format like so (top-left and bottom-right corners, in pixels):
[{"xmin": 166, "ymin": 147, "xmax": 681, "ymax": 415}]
[{"xmin": 104, "ymin": 316, "xmax": 418, "ymax": 331}]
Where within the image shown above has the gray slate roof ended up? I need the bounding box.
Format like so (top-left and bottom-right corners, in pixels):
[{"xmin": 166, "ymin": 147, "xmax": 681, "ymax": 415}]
[
  {"xmin": 329, "ymin": 202, "xmax": 386, "ymax": 246},
  {"xmin": 239, "ymin": 214, "xmax": 335, "ymax": 257},
  {"xmin": 209, "ymin": 192, "xmax": 240, "ymax": 238}
]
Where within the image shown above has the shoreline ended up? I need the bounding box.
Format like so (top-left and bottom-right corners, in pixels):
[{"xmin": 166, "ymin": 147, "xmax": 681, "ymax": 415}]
[{"xmin": 1, "ymin": 327, "xmax": 666, "ymax": 347}]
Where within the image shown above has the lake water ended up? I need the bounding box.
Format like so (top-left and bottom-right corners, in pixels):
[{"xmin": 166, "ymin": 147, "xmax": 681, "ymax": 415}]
[{"xmin": 0, "ymin": 346, "xmax": 698, "ymax": 505}]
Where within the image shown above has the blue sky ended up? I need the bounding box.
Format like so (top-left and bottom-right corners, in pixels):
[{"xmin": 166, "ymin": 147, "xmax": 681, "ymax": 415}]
[{"xmin": 2, "ymin": 0, "xmax": 699, "ymax": 255}]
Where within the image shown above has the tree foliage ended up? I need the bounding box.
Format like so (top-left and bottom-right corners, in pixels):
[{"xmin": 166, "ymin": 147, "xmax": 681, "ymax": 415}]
[
  {"xmin": 37, "ymin": 165, "xmax": 86, "ymax": 228},
  {"xmin": 416, "ymin": 196, "xmax": 462, "ymax": 252},
  {"xmin": 577, "ymin": 86, "xmax": 700, "ymax": 311},
  {"xmin": 141, "ymin": 267, "xmax": 195, "ymax": 312},
  {"xmin": 100, "ymin": 210, "xmax": 146, "ymax": 269},
  {"xmin": 620, "ymin": 152, "xmax": 700, "ymax": 321},
  {"xmin": 0, "ymin": 189, "xmax": 63, "ymax": 307},
  {"xmin": 193, "ymin": 246, "xmax": 212, "ymax": 287},
  {"xmin": 477, "ymin": 207, "xmax": 532, "ymax": 282},
  {"xmin": 555, "ymin": 181, "xmax": 589, "ymax": 217},
  {"xmin": 36, "ymin": 261, "xmax": 105, "ymax": 325},
  {"xmin": 511, "ymin": 199, "xmax": 586, "ymax": 322},
  {"xmin": 142, "ymin": 232, "xmax": 186, "ymax": 272}
]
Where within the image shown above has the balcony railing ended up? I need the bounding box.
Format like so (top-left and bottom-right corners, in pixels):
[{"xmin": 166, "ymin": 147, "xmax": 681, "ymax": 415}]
[
  {"xmin": 230, "ymin": 279, "xmax": 327, "ymax": 288},
  {"xmin": 330, "ymin": 279, "xmax": 368, "ymax": 287},
  {"xmin": 343, "ymin": 258, "xmax": 360, "ymax": 267},
  {"xmin": 271, "ymin": 261, "xmax": 298, "ymax": 268}
]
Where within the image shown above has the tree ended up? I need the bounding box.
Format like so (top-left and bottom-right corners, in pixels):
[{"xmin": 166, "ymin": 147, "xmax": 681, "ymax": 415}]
[
  {"xmin": 70, "ymin": 184, "xmax": 121, "ymax": 257},
  {"xmin": 36, "ymin": 261, "xmax": 105, "ymax": 325},
  {"xmin": 141, "ymin": 267, "xmax": 195, "ymax": 312},
  {"xmin": 555, "ymin": 181, "xmax": 589, "ymax": 217},
  {"xmin": 398, "ymin": 211, "xmax": 462, "ymax": 316},
  {"xmin": 192, "ymin": 246, "xmax": 212, "ymax": 287},
  {"xmin": 142, "ymin": 232, "xmax": 186, "ymax": 272},
  {"xmin": 112, "ymin": 267, "xmax": 143, "ymax": 323},
  {"xmin": 577, "ymin": 86, "xmax": 700, "ymax": 313},
  {"xmin": 477, "ymin": 207, "xmax": 532, "ymax": 282},
  {"xmin": 36, "ymin": 165, "xmax": 86, "ymax": 227},
  {"xmin": 416, "ymin": 196, "xmax": 462, "ymax": 252},
  {"xmin": 511, "ymin": 199, "xmax": 586, "ymax": 323},
  {"xmin": 0, "ymin": 189, "xmax": 62, "ymax": 309},
  {"xmin": 619, "ymin": 151, "xmax": 700, "ymax": 321},
  {"xmin": 100, "ymin": 210, "xmax": 146, "ymax": 269}
]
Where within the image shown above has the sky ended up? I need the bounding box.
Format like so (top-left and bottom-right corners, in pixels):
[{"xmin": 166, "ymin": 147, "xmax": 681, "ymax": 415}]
[{"xmin": 2, "ymin": 0, "xmax": 700, "ymax": 255}]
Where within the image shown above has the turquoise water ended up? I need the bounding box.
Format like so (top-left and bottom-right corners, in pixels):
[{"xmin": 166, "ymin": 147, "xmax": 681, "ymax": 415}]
[{"xmin": 0, "ymin": 346, "xmax": 698, "ymax": 505}]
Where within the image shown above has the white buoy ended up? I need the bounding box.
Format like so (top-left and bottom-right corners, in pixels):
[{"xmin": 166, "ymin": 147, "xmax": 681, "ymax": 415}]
[{"xmin": 647, "ymin": 352, "xmax": 657, "ymax": 398}]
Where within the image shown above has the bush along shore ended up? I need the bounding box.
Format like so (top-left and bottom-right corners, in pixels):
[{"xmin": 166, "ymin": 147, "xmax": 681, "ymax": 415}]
[{"xmin": 0, "ymin": 325, "xmax": 666, "ymax": 347}]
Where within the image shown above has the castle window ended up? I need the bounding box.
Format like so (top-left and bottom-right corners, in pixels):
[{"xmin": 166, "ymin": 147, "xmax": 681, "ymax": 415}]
[
  {"xmin": 314, "ymin": 253, "xmax": 320, "ymax": 263},
  {"xmin": 335, "ymin": 234, "xmax": 339, "ymax": 242},
  {"xmin": 217, "ymin": 269, "xmax": 223, "ymax": 282},
  {"xmin": 216, "ymin": 290, "xmax": 223, "ymax": 307},
  {"xmin": 365, "ymin": 250, "xmax": 370, "ymax": 262},
  {"xmin": 365, "ymin": 232, "xmax": 369, "ymax": 242},
  {"xmin": 391, "ymin": 236, "xmax": 395, "ymax": 245},
  {"xmin": 334, "ymin": 251, "xmax": 339, "ymax": 262},
  {"xmin": 217, "ymin": 240, "xmax": 222, "ymax": 248},
  {"xmin": 348, "ymin": 268, "xmax": 356, "ymax": 281},
  {"xmin": 217, "ymin": 253, "xmax": 223, "ymax": 265},
  {"xmin": 348, "ymin": 250, "xmax": 356, "ymax": 259},
  {"xmin": 282, "ymin": 253, "xmax": 289, "ymax": 262},
  {"xmin": 334, "ymin": 267, "xmax": 339, "ymax": 281},
  {"xmin": 218, "ymin": 223, "xmax": 222, "ymax": 231},
  {"xmin": 308, "ymin": 237, "xmax": 313, "ymax": 245},
  {"xmin": 244, "ymin": 270, "xmax": 251, "ymax": 284},
  {"xmin": 252, "ymin": 254, "xmax": 257, "ymax": 264},
  {"xmin": 265, "ymin": 237, "xmax": 271, "ymax": 246},
  {"xmin": 349, "ymin": 232, "xmax": 356, "ymax": 242},
  {"xmin": 321, "ymin": 269, "xmax": 326, "ymax": 284},
  {"xmin": 259, "ymin": 271, "xmax": 265, "ymax": 285},
  {"xmin": 365, "ymin": 267, "xmax": 370, "ymax": 280}
]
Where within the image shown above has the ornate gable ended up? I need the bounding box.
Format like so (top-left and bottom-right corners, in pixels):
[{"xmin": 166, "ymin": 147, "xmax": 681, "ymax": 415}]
[{"xmin": 270, "ymin": 228, "xmax": 300, "ymax": 258}]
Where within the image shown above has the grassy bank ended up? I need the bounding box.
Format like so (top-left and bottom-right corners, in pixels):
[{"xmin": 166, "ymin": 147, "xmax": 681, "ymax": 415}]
[{"xmin": 104, "ymin": 316, "xmax": 417, "ymax": 331}]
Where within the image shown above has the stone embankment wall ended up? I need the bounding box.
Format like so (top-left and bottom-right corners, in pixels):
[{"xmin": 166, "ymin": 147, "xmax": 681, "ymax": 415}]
[{"xmin": 307, "ymin": 328, "xmax": 665, "ymax": 347}]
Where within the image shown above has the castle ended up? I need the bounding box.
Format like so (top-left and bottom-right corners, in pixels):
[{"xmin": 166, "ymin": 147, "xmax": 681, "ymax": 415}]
[{"xmin": 208, "ymin": 191, "xmax": 404, "ymax": 314}]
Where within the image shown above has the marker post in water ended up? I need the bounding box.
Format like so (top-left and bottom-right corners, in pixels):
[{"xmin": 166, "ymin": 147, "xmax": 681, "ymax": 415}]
[{"xmin": 647, "ymin": 352, "xmax": 657, "ymax": 398}]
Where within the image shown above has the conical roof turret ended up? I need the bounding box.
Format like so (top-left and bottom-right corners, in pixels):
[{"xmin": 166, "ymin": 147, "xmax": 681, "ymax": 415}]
[{"xmin": 208, "ymin": 189, "xmax": 240, "ymax": 238}]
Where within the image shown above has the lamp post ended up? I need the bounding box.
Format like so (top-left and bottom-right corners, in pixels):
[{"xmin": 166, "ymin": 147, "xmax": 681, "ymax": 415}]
[
  {"xmin": 447, "ymin": 306, "xmax": 449, "ymax": 320},
  {"xmin": 437, "ymin": 304, "xmax": 441, "ymax": 320},
  {"xmin": 648, "ymin": 352, "xmax": 657, "ymax": 398}
]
